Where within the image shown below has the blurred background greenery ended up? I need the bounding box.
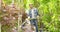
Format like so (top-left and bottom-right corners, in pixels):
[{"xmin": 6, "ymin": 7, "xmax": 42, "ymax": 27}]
[{"xmin": 0, "ymin": 0, "xmax": 60, "ymax": 32}]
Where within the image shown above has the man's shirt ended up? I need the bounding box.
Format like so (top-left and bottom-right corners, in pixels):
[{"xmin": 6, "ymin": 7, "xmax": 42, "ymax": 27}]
[
  {"xmin": 28, "ymin": 8, "xmax": 39, "ymax": 19},
  {"xmin": 31, "ymin": 8, "xmax": 35, "ymax": 18}
]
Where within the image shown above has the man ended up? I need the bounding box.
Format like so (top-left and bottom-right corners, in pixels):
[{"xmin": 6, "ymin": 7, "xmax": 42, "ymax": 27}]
[{"xmin": 28, "ymin": 4, "xmax": 39, "ymax": 32}]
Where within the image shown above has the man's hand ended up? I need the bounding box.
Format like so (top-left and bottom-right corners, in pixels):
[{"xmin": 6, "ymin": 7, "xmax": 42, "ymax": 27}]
[
  {"xmin": 27, "ymin": 16, "xmax": 30, "ymax": 20},
  {"xmin": 37, "ymin": 16, "xmax": 40, "ymax": 22},
  {"xmin": 37, "ymin": 15, "xmax": 39, "ymax": 19}
]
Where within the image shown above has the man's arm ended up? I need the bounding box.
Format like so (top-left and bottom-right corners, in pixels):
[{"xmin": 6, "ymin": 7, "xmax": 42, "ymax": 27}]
[
  {"xmin": 35, "ymin": 8, "xmax": 40, "ymax": 20},
  {"xmin": 26, "ymin": 10, "xmax": 31, "ymax": 20}
]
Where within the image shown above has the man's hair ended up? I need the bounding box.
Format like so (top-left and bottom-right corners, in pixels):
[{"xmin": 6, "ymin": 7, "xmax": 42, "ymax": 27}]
[{"xmin": 29, "ymin": 3, "xmax": 33, "ymax": 6}]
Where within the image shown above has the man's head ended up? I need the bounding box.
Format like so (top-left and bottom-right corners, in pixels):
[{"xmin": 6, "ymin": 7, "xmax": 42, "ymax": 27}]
[{"xmin": 29, "ymin": 4, "xmax": 33, "ymax": 9}]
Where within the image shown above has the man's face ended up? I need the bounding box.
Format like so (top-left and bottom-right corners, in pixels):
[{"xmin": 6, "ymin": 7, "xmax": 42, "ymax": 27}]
[{"xmin": 29, "ymin": 4, "xmax": 33, "ymax": 9}]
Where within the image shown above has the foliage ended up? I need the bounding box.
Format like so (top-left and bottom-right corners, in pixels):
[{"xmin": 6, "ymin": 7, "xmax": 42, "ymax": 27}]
[{"xmin": 0, "ymin": 0, "xmax": 60, "ymax": 32}]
